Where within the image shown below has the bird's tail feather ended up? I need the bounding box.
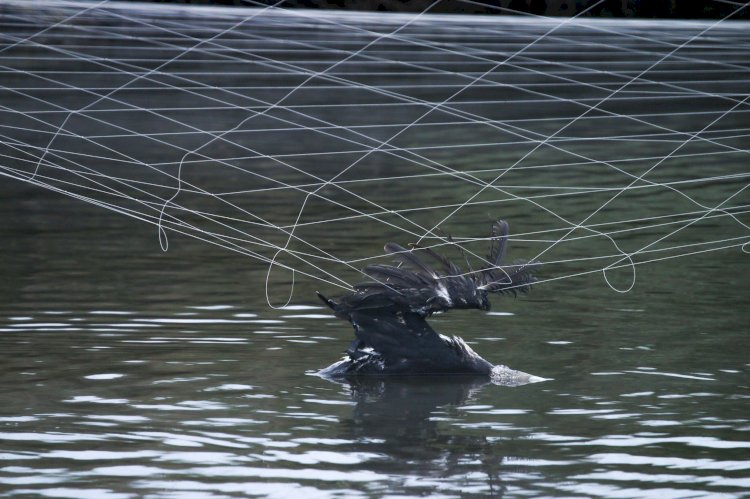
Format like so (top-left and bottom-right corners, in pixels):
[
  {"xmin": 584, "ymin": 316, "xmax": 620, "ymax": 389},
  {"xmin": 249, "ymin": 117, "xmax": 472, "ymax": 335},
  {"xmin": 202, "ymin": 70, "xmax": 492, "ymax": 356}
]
[
  {"xmin": 479, "ymin": 260, "xmax": 539, "ymax": 295},
  {"xmin": 487, "ymin": 220, "xmax": 509, "ymax": 267}
]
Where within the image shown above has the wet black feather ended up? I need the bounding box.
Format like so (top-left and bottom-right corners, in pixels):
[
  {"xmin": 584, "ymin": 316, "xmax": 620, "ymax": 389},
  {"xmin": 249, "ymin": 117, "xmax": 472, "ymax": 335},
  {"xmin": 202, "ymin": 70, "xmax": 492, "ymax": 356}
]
[
  {"xmin": 384, "ymin": 242, "xmax": 437, "ymax": 277},
  {"xmin": 408, "ymin": 243, "xmax": 462, "ymax": 275},
  {"xmin": 318, "ymin": 219, "xmax": 538, "ymax": 376},
  {"xmin": 487, "ymin": 220, "xmax": 509, "ymax": 268}
]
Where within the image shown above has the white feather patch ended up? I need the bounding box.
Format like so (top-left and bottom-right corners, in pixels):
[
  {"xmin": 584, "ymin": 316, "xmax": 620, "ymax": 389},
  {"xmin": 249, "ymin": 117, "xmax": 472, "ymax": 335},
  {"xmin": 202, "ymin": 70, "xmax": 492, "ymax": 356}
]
[{"xmin": 436, "ymin": 282, "xmax": 452, "ymax": 306}]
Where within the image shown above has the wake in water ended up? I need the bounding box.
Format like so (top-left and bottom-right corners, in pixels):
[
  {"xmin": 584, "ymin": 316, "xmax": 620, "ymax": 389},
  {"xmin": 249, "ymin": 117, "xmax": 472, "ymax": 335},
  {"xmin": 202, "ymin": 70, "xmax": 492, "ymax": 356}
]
[{"xmin": 0, "ymin": 0, "xmax": 748, "ymax": 307}]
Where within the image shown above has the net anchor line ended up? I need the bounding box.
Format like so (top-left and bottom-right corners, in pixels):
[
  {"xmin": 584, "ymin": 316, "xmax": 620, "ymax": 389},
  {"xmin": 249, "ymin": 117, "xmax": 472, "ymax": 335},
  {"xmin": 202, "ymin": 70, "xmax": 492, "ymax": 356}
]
[
  {"xmin": 0, "ymin": 110, "xmax": 357, "ymax": 292},
  {"xmin": 4, "ymin": 15, "xmax": 458, "ymax": 298},
  {"xmin": 0, "ymin": 75, "xmax": 400, "ymax": 292},
  {"xmin": 15, "ymin": 1, "xmax": 288, "ymax": 252},
  {"xmin": 162, "ymin": 0, "xmax": 447, "ymax": 291},
  {"xmin": 244, "ymin": 0, "xmax": 613, "ymax": 272},
  {"xmin": 0, "ymin": 25, "xmax": 455, "ymax": 246},
  {"xmin": 422, "ymin": 0, "xmax": 750, "ymax": 250},
  {"xmin": 222, "ymin": 3, "xmax": 750, "ymax": 259},
  {"xmin": 3, "ymin": 139, "xmax": 747, "ymax": 273},
  {"xmin": 234, "ymin": 0, "xmax": 750, "ymax": 168},
  {"xmin": 2, "ymin": 2, "xmax": 748, "ymax": 299},
  {"xmin": 23, "ymin": 0, "xmax": 749, "ymax": 267}
]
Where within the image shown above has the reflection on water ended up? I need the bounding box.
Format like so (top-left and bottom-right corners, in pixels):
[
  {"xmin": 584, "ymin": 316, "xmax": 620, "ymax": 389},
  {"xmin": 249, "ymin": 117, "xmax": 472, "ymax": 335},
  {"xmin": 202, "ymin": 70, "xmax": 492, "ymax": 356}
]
[
  {"xmin": 1, "ymin": 299, "xmax": 749, "ymax": 497},
  {"xmin": 1, "ymin": 2, "xmax": 750, "ymax": 498},
  {"xmin": 336, "ymin": 377, "xmax": 513, "ymax": 496}
]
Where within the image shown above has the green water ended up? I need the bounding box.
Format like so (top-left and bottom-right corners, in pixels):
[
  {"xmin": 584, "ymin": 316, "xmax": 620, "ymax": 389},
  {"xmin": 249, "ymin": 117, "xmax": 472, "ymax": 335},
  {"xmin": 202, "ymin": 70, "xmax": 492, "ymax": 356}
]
[{"xmin": 1, "ymin": 3, "xmax": 749, "ymax": 497}]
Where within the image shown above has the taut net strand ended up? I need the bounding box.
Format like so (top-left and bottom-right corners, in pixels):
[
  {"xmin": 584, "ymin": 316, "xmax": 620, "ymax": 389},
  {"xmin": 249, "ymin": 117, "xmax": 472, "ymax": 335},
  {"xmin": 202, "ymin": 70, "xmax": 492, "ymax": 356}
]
[{"xmin": 1, "ymin": 0, "xmax": 748, "ymax": 305}]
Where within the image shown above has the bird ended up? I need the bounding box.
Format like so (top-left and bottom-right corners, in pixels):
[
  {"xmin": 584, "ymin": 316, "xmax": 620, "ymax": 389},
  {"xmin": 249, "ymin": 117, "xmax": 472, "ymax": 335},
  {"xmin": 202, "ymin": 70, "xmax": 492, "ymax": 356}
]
[{"xmin": 316, "ymin": 219, "xmax": 542, "ymax": 385}]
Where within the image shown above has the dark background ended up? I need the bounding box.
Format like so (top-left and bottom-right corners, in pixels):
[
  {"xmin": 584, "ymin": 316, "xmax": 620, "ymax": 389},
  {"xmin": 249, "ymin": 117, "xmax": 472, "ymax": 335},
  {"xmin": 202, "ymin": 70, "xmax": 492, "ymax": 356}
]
[{"xmin": 118, "ymin": 0, "xmax": 750, "ymax": 19}]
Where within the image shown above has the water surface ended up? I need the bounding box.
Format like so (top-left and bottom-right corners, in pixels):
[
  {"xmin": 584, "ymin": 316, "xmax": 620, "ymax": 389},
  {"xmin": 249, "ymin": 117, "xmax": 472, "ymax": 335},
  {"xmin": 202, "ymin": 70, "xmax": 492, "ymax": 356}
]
[{"xmin": 1, "ymin": 3, "xmax": 749, "ymax": 497}]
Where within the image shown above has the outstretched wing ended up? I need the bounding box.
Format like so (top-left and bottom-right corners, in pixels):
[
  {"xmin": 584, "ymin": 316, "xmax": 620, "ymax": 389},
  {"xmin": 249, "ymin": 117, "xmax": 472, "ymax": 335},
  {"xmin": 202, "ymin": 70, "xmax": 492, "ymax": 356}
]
[
  {"xmin": 355, "ymin": 242, "xmax": 484, "ymax": 315},
  {"xmin": 347, "ymin": 309, "xmax": 492, "ymax": 375}
]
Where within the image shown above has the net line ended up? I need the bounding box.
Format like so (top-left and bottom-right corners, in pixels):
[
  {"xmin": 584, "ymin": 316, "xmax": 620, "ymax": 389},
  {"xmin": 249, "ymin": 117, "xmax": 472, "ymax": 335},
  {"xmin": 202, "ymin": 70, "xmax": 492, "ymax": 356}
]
[
  {"xmin": 2, "ymin": 4, "xmax": 748, "ymax": 219},
  {"xmin": 1, "ymin": 0, "xmax": 748, "ymax": 304},
  {"xmin": 2, "ymin": 2, "xmax": 748, "ymax": 266}
]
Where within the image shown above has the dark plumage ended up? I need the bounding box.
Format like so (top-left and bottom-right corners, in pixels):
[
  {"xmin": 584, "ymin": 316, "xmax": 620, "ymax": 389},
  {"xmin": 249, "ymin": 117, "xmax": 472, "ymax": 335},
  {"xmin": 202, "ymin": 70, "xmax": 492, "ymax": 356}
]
[{"xmin": 317, "ymin": 220, "xmax": 541, "ymax": 383}]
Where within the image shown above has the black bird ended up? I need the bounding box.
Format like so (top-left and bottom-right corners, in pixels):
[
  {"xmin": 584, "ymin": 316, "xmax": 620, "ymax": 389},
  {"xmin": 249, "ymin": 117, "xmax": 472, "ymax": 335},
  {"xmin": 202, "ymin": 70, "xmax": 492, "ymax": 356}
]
[{"xmin": 316, "ymin": 220, "xmax": 543, "ymax": 385}]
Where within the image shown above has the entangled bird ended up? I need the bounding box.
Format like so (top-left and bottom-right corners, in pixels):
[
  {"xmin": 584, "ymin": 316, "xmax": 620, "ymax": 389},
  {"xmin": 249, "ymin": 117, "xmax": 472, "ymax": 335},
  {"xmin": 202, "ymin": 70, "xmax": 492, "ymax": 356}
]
[{"xmin": 316, "ymin": 220, "xmax": 543, "ymax": 385}]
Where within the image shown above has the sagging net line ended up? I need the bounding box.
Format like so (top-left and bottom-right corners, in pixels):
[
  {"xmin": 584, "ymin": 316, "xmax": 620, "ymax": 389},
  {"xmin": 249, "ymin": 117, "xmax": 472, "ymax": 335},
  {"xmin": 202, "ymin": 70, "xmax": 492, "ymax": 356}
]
[{"xmin": 0, "ymin": 0, "xmax": 748, "ymax": 306}]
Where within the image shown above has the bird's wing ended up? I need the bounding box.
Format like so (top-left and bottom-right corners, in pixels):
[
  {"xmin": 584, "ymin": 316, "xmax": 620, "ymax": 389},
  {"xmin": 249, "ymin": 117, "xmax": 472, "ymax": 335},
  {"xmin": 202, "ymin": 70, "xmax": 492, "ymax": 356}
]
[
  {"xmin": 356, "ymin": 242, "xmax": 479, "ymax": 313},
  {"xmin": 487, "ymin": 220, "xmax": 509, "ymax": 267}
]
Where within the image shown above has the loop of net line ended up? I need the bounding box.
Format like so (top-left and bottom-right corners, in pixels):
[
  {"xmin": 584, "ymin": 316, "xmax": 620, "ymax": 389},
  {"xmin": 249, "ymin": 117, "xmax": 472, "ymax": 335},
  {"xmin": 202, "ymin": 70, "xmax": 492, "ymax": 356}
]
[
  {"xmin": 8, "ymin": 156, "xmax": 742, "ymax": 298},
  {"xmin": 528, "ymin": 92, "xmax": 750, "ymax": 274},
  {"xmin": 2, "ymin": 0, "xmax": 748, "ymax": 300},
  {"xmin": 4, "ymin": 152, "xmax": 747, "ymax": 283},
  {"xmin": 0, "ymin": 164, "xmax": 356, "ymax": 292},
  {"xmin": 417, "ymin": 1, "xmax": 750, "ymax": 255},
  {"xmin": 0, "ymin": 76, "xmax": 441, "ymax": 283},
  {"xmin": 4, "ymin": 138, "xmax": 748, "ymax": 251},
  {"xmin": 601, "ymin": 180, "xmax": 750, "ymax": 286},
  {"xmin": 5, "ymin": 153, "xmax": 748, "ymax": 279},
  {"xmin": 221, "ymin": 2, "xmax": 750, "ymax": 257},
  {"xmin": 0, "ymin": 129, "xmax": 357, "ymax": 291},
  {"xmin": 527, "ymin": 240, "xmax": 749, "ymax": 291}
]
